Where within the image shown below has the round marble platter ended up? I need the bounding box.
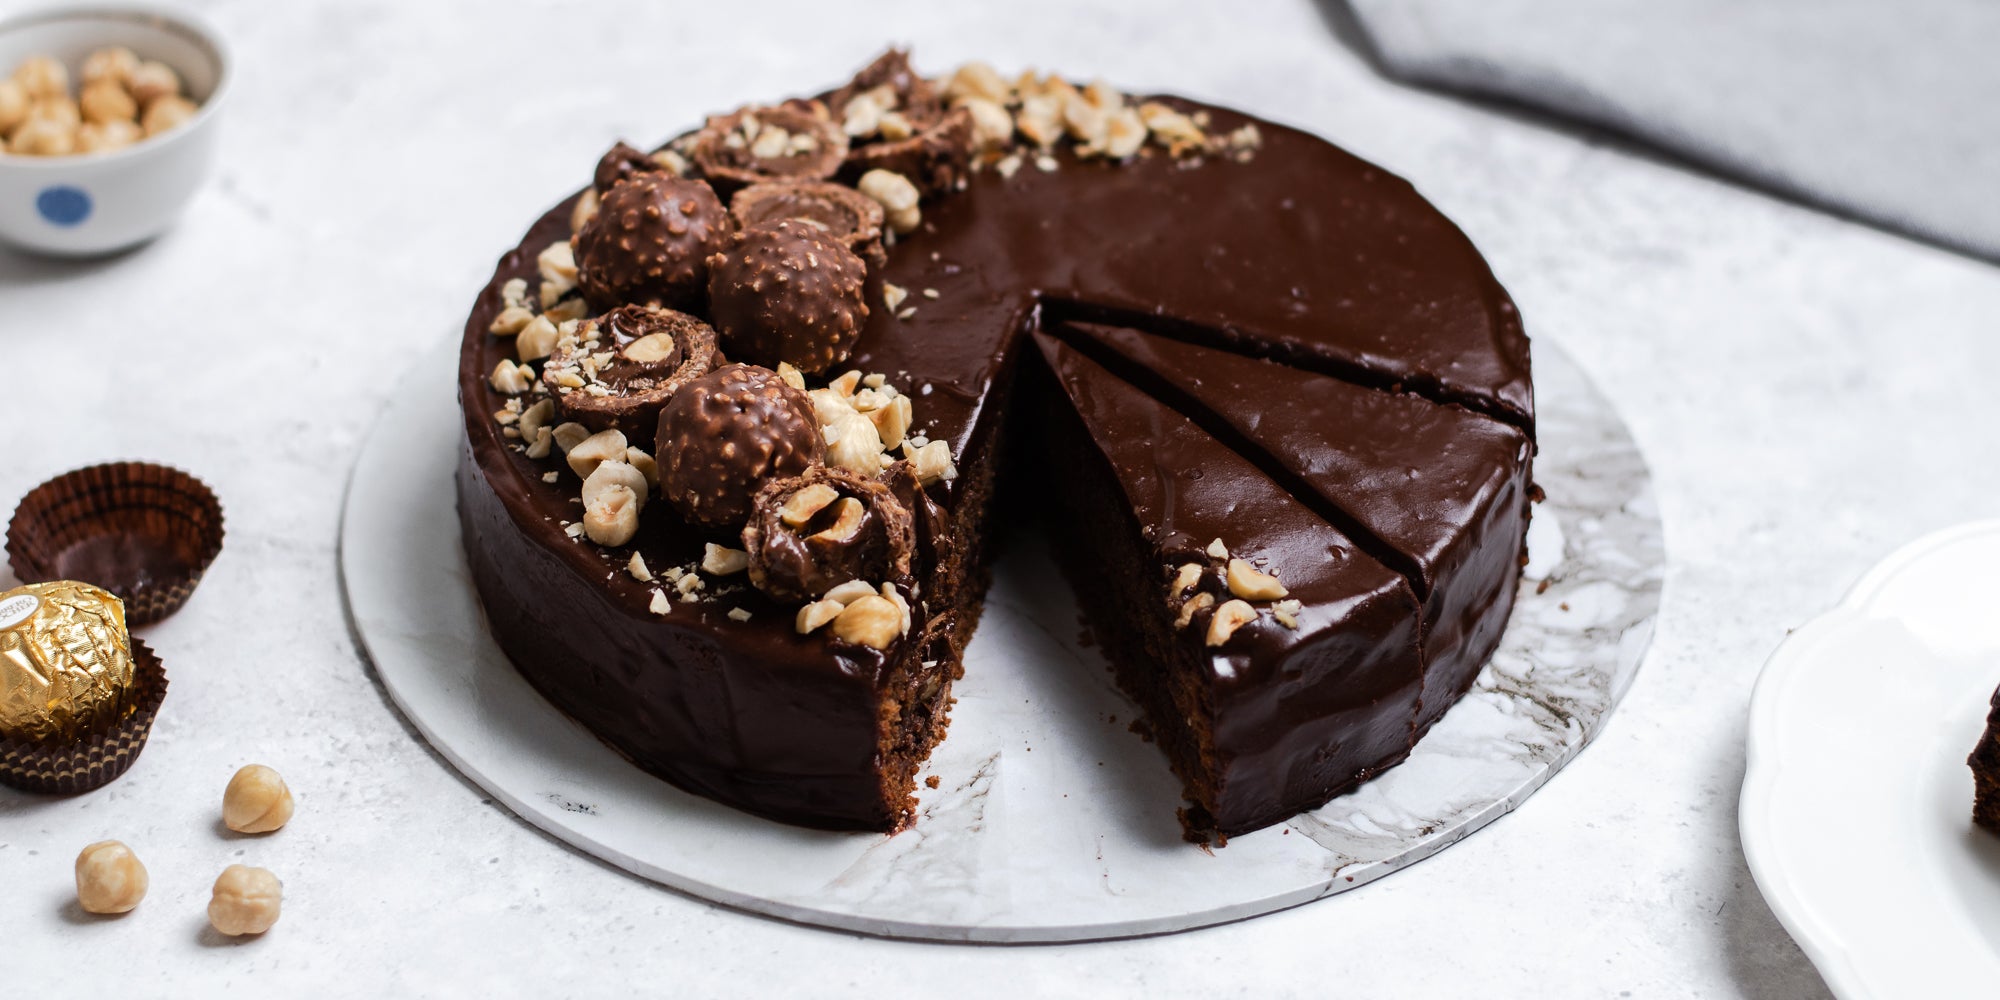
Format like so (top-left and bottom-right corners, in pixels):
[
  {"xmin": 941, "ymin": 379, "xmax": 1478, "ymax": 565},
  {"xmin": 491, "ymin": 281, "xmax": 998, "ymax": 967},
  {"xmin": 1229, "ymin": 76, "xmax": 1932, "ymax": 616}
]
[{"xmin": 339, "ymin": 337, "xmax": 1662, "ymax": 943}]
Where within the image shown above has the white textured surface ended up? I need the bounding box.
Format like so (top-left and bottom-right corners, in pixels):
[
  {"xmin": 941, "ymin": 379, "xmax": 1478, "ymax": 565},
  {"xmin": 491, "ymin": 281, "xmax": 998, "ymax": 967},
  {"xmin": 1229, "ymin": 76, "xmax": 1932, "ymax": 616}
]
[
  {"xmin": 1, "ymin": 0, "xmax": 1993, "ymax": 994},
  {"xmin": 341, "ymin": 340, "xmax": 1657, "ymax": 942},
  {"xmin": 1742, "ymin": 522, "xmax": 2000, "ymax": 998}
]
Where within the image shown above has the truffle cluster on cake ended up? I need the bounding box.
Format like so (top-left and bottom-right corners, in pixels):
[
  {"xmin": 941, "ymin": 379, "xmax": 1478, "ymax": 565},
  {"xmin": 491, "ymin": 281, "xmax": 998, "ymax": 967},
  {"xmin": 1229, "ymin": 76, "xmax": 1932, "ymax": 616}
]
[{"xmin": 456, "ymin": 49, "xmax": 1535, "ymax": 840}]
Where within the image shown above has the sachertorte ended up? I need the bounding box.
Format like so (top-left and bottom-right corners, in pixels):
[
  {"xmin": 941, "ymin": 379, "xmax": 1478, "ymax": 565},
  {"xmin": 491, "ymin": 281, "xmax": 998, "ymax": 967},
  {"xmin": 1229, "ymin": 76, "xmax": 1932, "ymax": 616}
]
[{"xmin": 455, "ymin": 50, "xmax": 1535, "ymax": 838}]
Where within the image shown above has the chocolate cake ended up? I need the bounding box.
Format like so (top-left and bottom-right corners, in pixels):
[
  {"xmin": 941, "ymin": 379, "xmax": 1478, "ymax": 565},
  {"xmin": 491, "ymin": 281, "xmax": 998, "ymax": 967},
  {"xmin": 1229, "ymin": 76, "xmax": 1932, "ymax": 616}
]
[
  {"xmin": 454, "ymin": 51, "xmax": 1535, "ymax": 838},
  {"xmin": 1971, "ymin": 685, "xmax": 2000, "ymax": 834}
]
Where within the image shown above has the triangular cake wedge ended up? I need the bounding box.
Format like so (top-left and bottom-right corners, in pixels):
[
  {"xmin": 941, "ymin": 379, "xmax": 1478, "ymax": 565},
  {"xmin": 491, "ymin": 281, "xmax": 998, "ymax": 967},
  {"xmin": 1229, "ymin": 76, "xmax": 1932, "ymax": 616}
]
[
  {"xmin": 1058, "ymin": 322, "xmax": 1533, "ymax": 738},
  {"xmin": 1030, "ymin": 332, "xmax": 1425, "ymax": 840}
]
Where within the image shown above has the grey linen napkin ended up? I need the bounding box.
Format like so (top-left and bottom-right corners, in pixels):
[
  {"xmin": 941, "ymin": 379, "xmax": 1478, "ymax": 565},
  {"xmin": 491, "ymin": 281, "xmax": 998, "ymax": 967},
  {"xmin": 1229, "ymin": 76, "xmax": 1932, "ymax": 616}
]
[{"xmin": 1343, "ymin": 0, "xmax": 2000, "ymax": 260}]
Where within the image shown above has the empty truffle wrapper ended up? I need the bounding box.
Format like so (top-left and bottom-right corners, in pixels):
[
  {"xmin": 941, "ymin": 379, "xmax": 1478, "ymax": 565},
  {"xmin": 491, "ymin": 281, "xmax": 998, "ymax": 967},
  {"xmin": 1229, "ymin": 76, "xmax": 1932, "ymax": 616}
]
[
  {"xmin": 0, "ymin": 636, "xmax": 167, "ymax": 796},
  {"xmin": 0, "ymin": 580, "xmax": 135, "ymax": 744},
  {"xmin": 6, "ymin": 461, "xmax": 225, "ymax": 625}
]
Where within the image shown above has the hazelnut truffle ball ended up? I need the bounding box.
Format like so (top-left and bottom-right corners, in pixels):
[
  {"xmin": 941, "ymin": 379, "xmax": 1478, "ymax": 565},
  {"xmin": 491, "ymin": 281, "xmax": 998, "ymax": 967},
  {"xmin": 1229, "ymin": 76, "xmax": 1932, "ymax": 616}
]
[
  {"xmin": 730, "ymin": 181, "xmax": 887, "ymax": 271},
  {"xmin": 545, "ymin": 305, "xmax": 721, "ymax": 437},
  {"xmin": 742, "ymin": 465, "xmax": 915, "ymax": 603},
  {"xmin": 706, "ymin": 219, "xmax": 869, "ymax": 376},
  {"xmin": 690, "ymin": 105, "xmax": 847, "ymax": 192},
  {"xmin": 573, "ymin": 172, "xmax": 728, "ymax": 310},
  {"xmin": 656, "ymin": 364, "xmax": 826, "ymax": 530},
  {"xmin": 594, "ymin": 140, "xmax": 669, "ymax": 195}
]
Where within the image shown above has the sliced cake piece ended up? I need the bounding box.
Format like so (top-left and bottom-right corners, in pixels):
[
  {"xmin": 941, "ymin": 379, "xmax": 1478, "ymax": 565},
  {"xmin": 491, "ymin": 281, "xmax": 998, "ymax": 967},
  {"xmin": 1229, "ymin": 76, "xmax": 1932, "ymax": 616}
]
[
  {"xmin": 1060, "ymin": 322, "xmax": 1533, "ymax": 737},
  {"xmin": 1031, "ymin": 332, "xmax": 1425, "ymax": 840},
  {"xmin": 1972, "ymin": 686, "xmax": 2000, "ymax": 834}
]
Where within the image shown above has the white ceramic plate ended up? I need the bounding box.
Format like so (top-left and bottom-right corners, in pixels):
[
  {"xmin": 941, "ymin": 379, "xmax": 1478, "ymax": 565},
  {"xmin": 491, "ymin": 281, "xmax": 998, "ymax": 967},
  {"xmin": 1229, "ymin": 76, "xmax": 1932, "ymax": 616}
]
[
  {"xmin": 1743, "ymin": 521, "xmax": 2000, "ymax": 997},
  {"xmin": 340, "ymin": 338, "xmax": 1661, "ymax": 941}
]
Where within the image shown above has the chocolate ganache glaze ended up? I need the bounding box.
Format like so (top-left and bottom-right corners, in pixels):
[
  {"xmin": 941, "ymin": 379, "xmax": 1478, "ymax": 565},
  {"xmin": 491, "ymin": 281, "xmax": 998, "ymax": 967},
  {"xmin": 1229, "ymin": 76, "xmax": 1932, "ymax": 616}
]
[{"xmin": 456, "ymin": 57, "xmax": 1533, "ymax": 836}]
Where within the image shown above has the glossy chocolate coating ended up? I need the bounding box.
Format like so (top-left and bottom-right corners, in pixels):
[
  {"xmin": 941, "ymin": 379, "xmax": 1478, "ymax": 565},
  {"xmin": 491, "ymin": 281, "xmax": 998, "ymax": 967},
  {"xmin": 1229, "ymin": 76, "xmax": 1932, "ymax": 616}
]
[
  {"xmin": 456, "ymin": 92, "xmax": 1532, "ymax": 833},
  {"xmin": 1035, "ymin": 335, "xmax": 1425, "ymax": 836},
  {"xmin": 1059, "ymin": 322, "xmax": 1533, "ymax": 737}
]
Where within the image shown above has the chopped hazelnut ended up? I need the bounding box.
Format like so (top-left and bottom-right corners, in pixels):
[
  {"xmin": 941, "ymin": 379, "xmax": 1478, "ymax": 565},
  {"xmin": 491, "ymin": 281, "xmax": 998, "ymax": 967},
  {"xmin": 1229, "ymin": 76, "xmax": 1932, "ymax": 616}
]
[
  {"xmin": 776, "ymin": 362, "xmax": 807, "ymax": 391},
  {"xmin": 903, "ymin": 439, "xmax": 956, "ymax": 484},
  {"xmin": 582, "ymin": 484, "xmax": 640, "ymax": 546},
  {"xmin": 868, "ymin": 394, "xmax": 913, "ymax": 450},
  {"xmin": 778, "ymin": 482, "xmax": 840, "ymax": 528},
  {"xmin": 1175, "ymin": 591, "xmax": 1215, "ymax": 630},
  {"xmin": 810, "ymin": 498, "xmax": 866, "ymax": 543},
  {"xmin": 207, "ymin": 865, "xmax": 282, "ymax": 937},
  {"xmin": 550, "ymin": 421, "xmax": 591, "ymax": 456},
  {"xmin": 796, "ymin": 598, "xmax": 843, "ymax": 634},
  {"xmin": 1226, "ymin": 559, "xmax": 1289, "ymax": 600},
  {"xmin": 701, "ymin": 543, "xmax": 750, "ymax": 576},
  {"xmin": 1104, "ymin": 107, "xmax": 1147, "ymax": 159},
  {"xmin": 649, "ymin": 589, "xmax": 672, "ymax": 615},
  {"xmin": 856, "ymin": 169, "xmax": 921, "ymax": 234},
  {"xmin": 524, "ymin": 427, "xmax": 555, "ymax": 459},
  {"xmin": 945, "ymin": 61, "xmax": 1011, "ymax": 104},
  {"xmin": 824, "ymin": 408, "xmax": 887, "ymax": 476},
  {"xmin": 582, "ymin": 459, "xmax": 649, "ymax": 511},
  {"xmin": 628, "ymin": 552, "xmax": 653, "ymax": 582},
  {"xmin": 822, "ymin": 579, "xmax": 878, "ymax": 606},
  {"xmin": 519, "ymin": 398, "xmax": 555, "ymax": 443},
  {"xmin": 1206, "ymin": 599, "xmax": 1258, "ymax": 646},
  {"xmin": 569, "ymin": 187, "xmax": 601, "ymax": 233},
  {"xmin": 1272, "ymin": 599, "xmax": 1303, "ymax": 630},
  {"xmin": 489, "ymin": 305, "xmax": 535, "ymax": 336},
  {"xmin": 624, "ymin": 446, "xmax": 659, "ymax": 486},
  {"xmin": 832, "ymin": 594, "xmax": 903, "ymax": 649},
  {"xmin": 490, "ymin": 360, "xmax": 533, "ymax": 395},
  {"xmin": 74, "ymin": 841, "xmax": 148, "ymax": 915},
  {"xmin": 959, "ymin": 97, "xmax": 1014, "ymax": 149},
  {"xmin": 1016, "ymin": 95, "xmax": 1063, "ymax": 147},
  {"xmin": 1171, "ymin": 563, "xmax": 1203, "ymax": 598},
  {"xmin": 516, "ymin": 315, "xmax": 560, "ymax": 362},
  {"xmin": 882, "ymin": 282, "xmax": 908, "ymax": 313},
  {"xmin": 566, "ymin": 428, "xmax": 629, "ymax": 479},
  {"xmin": 1206, "ymin": 538, "xmax": 1229, "ymax": 559},
  {"xmin": 223, "ymin": 764, "xmax": 295, "ymax": 834}
]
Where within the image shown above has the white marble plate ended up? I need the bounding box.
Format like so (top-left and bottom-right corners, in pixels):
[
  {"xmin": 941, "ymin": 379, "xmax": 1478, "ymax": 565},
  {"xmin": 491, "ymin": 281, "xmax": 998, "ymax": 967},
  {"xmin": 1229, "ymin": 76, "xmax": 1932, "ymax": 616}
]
[
  {"xmin": 1742, "ymin": 521, "xmax": 2000, "ymax": 998},
  {"xmin": 338, "ymin": 338, "xmax": 1660, "ymax": 942}
]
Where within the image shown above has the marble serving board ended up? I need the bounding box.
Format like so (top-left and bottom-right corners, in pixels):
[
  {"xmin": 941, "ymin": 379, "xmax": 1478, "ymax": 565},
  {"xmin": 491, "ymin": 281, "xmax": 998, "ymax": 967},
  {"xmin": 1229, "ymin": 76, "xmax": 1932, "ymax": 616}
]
[{"xmin": 338, "ymin": 337, "xmax": 1661, "ymax": 943}]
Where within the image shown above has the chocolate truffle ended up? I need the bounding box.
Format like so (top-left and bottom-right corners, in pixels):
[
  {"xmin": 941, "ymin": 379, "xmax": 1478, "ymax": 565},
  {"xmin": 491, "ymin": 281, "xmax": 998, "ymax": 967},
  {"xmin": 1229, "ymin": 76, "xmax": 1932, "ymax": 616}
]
[
  {"xmin": 690, "ymin": 105, "xmax": 847, "ymax": 192},
  {"xmin": 594, "ymin": 140, "xmax": 669, "ymax": 195},
  {"xmin": 730, "ymin": 181, "xmax": 887, "ymax": 271},
  {"xmin": 656, "ymin": 365, "xmax": 825, "ymax": 530},
  {"xmin": 544, "ymin": 305, "xmax": 721, "ymax": 437},
  {"xmin": 742, "ymin": 465, "xmax": 915, "ymax": 603},
  {"xmin": 706, "ymin": 219, "xmax": 869, "ymax": 375},
  {"xmin": 572, "ymin": 172, "xmax": 728, "ymax": 310}
]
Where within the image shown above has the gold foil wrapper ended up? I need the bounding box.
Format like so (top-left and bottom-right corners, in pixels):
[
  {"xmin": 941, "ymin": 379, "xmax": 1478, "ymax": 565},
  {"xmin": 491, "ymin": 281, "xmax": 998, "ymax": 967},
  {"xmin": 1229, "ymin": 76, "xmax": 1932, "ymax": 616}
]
[{"xmin": 0, "ymin": 581, "xmax": 136, "ymax": 744}]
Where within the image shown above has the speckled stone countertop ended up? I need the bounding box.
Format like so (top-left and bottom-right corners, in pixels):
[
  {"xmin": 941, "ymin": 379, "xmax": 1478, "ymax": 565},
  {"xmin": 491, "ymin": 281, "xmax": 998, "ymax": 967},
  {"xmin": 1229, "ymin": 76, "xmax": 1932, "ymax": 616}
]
[{"xmin": 4, "ymin": 0, "xmax": 1993, "ymax": 995}]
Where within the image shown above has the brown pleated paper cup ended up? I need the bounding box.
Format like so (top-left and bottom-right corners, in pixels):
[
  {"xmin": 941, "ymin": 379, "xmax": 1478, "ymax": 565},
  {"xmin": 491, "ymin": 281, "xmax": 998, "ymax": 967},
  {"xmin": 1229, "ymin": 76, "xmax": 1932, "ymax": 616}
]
[
  {"xmin": 6, "ymin": 462, "xmax": 224, "ymax": 626},
  {"xmin": 0, "ymin": 638, "xmax": 169, "ymax": 795}
]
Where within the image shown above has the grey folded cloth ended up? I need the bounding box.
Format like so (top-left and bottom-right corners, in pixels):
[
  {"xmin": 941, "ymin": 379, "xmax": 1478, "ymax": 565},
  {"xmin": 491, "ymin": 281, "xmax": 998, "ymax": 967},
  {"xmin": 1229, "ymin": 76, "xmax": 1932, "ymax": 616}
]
[{"xmin": 1344, "ymin": 0, "xmax": 2000, "ymax": 260}]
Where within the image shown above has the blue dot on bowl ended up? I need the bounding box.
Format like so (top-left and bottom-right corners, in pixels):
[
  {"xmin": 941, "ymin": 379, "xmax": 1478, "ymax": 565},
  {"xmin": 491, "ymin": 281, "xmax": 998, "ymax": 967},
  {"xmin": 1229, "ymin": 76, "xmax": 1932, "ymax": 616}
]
[{"xmin": 36, "ymin": 186, "xmax": 93, "ymax": 227}]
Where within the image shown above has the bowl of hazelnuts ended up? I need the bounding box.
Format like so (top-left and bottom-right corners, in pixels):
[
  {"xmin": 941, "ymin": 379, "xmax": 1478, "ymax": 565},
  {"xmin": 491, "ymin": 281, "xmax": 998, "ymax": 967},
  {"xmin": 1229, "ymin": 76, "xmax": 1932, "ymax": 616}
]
[{"xmin": 0, "ymin": 6, "xmax": 228, "ymax": 256}]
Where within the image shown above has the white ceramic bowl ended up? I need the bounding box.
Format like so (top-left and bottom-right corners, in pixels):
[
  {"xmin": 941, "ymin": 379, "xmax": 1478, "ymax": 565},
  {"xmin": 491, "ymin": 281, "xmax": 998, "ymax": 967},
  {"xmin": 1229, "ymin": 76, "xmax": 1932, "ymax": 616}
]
[{"xmin": 0, "ymin": 5, "xmax": 229, "ymax": 256}]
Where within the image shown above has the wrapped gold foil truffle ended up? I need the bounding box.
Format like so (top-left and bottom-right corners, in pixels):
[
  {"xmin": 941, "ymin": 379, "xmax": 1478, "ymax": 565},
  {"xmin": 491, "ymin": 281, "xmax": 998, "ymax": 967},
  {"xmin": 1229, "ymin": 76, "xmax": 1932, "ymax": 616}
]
[{"xmin": 0, "ymin": 581, "xmax": 136, "ymax": 744}]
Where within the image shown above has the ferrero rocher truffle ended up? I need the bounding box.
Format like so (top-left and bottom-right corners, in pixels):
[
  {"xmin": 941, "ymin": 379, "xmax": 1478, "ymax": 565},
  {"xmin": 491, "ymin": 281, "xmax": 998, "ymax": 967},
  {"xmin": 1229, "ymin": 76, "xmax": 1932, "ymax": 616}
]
[
  {"xmin": 0, "ymin": 581, "xmax": 135, "ymax": 744},
  {"xmin": 690, "ymin": 105, "xmax": 848, "ymax": 192},
  {"xmin": 544, "ymin": 305, "xmax": 721, "ymax": 437},
  {"xmin": 706, "ymin": 219, "xmax": 869, "ymax": 375},
  {"xmin": 572, "ymin": 172, "xmax": 728, "ymax": 309},
  {"xmin": 656, "ymin": 364, "xmax": 825, "ymax": 530},
  {"xmin": 594, "ymin": 140, "xmax": 670, "ymax": 195},
  {"xmin": 742, "ymin": 465, "xmax": 915, "ymax": 603},
  {"xmin": 730, "ymin": 181, "xmax": 887, "ymax": 271}
]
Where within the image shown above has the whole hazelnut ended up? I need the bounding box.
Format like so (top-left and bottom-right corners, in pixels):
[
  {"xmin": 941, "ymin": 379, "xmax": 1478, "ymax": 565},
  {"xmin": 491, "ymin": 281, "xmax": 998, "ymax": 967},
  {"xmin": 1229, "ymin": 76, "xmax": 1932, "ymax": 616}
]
[
  {"xmin": 207, "ymin": 865, "xmax": 282, "ymax": 936},
  {"xmin": 13, "ymin": 54, "xmax": 68, "ymax": 100},
  {"xmin": 81, "ymin": 46, "xmax": 140, "ymax": 88},
  {"xmin": 9, "ymin": 118, "xmax": 75, "ymax": 157},
  {"xmin": 656, "ymin": 364, "xmax": 826, "ymax": 529},
  {"xmin": 76, "ymin": 119, "xmax": 142, "ymax": 154},
  {"xmin": 126, "ymin": 60, "xmax": 182, "ymax": 107},
  {"xmin": 140, "ymin": 94, "xmax": 198, "ymax": 137},
  {"xmin": 0, "ymin": 79, "xmax": 28, "ymax": 134},
  {"xmin": 79, "ymin": 80, "xmax": 137, "ymax": 125},
  {"xmin": 74, "ymin": 841, "xmax": 149, "ymax": 915},
  {"xmin": 27, "ymin": 97, "xmax": 81, "ymax": 129},
  {"xmin": 223, "ymin": 764, "xmax": 295, "ymax": 834}
]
